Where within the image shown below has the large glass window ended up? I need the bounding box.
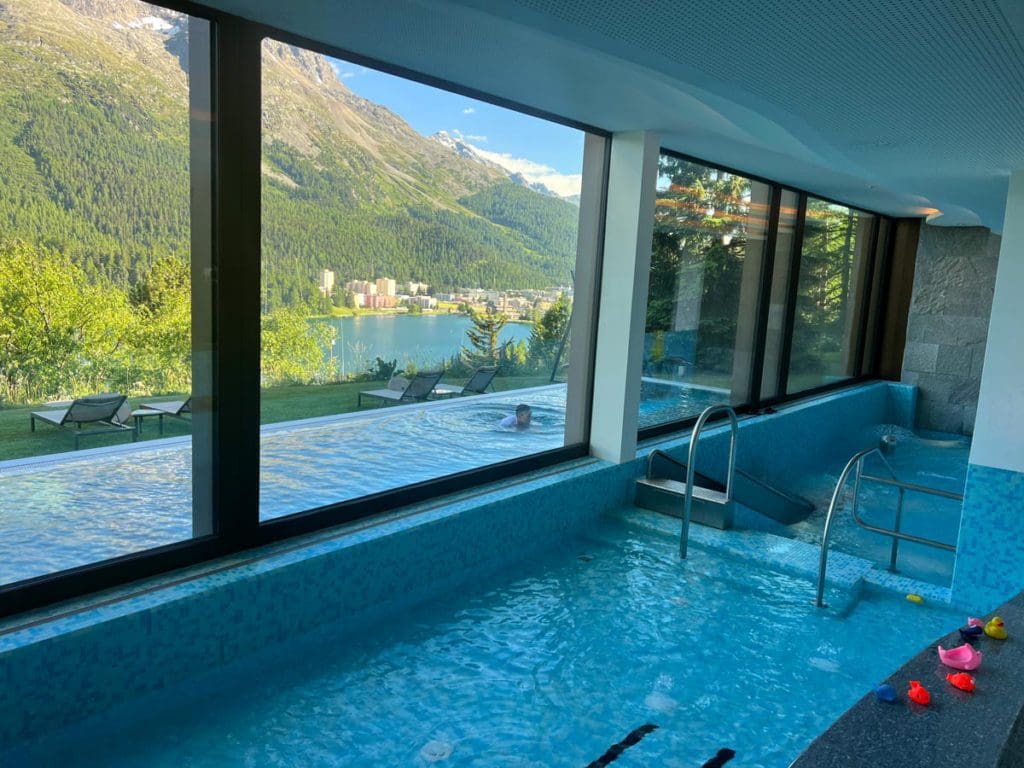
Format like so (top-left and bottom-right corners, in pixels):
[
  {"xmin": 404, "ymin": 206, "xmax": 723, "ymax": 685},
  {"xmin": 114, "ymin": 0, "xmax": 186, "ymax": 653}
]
[
  {"xmin": 787, "ymin": 198, "xmax": 876, "ymax": 393},
  {"xmin": 638, "ymin": 155, "xmax": 770, "ymax": 429},
  {"xmin": 0, "ymin": 2, "xmax": 212, "ymax": 587},
  {"xmin": 259, "ymin": 39, "xmax": 592, "ymax": 520}
]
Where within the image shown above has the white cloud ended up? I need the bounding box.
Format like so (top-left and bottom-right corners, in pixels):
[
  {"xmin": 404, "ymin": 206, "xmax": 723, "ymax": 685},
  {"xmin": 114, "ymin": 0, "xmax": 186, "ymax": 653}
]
[
  {"xmin": 468, "ymin": 146, "xmax": 582, "ymax": 198},
  {"xmin": 329, "ymin": 61, "xmax": 364, "ymax": 80},
  {"xmin": 465, "ymin": 134, "xmax": 488, "ymax": 142},
  {"xmin": 462, "ymin": 107, "xmax": 476, "ymax": 114}
]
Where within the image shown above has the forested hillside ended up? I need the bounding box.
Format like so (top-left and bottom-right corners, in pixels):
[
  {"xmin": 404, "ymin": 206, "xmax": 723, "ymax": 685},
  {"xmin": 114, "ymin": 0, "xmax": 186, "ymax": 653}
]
[{"xmin": 0, "ymin": 0, "xmax": 581, "ymax": 307}]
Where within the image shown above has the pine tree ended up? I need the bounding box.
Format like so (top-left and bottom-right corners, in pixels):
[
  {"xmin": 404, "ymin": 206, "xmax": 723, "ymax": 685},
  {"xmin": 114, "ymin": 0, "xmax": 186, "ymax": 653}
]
[{"xmin": 461, "ymin": 307, "xmax": 507, "ymax": 367}]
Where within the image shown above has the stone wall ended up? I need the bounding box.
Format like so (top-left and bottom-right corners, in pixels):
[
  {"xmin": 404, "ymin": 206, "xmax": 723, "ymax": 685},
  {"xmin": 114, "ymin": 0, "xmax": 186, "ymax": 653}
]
[{"xmin": 901, "ymin": 225, "xmax": 1000, "ymax": 434}]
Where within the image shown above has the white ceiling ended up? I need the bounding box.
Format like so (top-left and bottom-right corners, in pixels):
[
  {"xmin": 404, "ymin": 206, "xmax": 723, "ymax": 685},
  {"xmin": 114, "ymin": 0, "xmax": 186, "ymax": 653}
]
[{"xmin": 200, "ymin": 0, "xmax": 1024, "ymax": 231}]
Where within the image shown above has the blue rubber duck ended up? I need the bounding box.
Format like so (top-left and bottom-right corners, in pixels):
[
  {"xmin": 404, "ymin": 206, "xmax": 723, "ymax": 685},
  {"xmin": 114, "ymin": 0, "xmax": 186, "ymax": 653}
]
[{"xmin": 874, "ymin": 684, "xmax": 897, "ymax": 702}]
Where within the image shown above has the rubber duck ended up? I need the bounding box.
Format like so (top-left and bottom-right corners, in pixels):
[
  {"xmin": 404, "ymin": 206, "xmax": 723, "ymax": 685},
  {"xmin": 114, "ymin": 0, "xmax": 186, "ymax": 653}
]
[
  {"xmin": 908, "ymin": 680, "xmax": 930, "ymax": 706},
  {"xmin": 968, "ymin": 617, "xmax": 985, "ymax": 628},
  {"xmin": 985, "ymin": 617, "xmax": 1008, "ymax": 640},
  {"xmin": 874, "ymin": 684, "xmax": 897, "ymax": 702},
  {"xmin": 946, "ymin": 672, "xmax": 976, "ymax": 692},
  {"xmin": 959, "ymin": 625, "xmax": 984, "ymax": 639},
  {"xmin": 906, "ymin": 593, "xmax": 924, "ymax": 604},
  {"xmin": 937, "ymin": 643, "xmax": 983, "ymax": 671}
]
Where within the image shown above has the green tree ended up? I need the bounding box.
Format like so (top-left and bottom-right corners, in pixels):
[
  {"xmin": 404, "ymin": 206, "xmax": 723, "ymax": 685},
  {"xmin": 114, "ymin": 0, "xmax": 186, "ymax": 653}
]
[
  {"xmin": 0, "ymin": 239, "xmax": 133, "ymax": 403},
  {"xmin": 461, "ymin": 307, "xmax": 507, "ymax": 367},
  {"xmin": 527, "ymin": 293, "xmax": 571, "ymax": 371},
  {"xmin": 261, "ymin": 307, "xmax": 335, "ymax": 385},
  {"xmin": 646, "ymin": 157, "xmax": 750, "ymax": 374},
  {"xmin": 129, "ymin": 254, "xmax": 191, "ymax": 394}
]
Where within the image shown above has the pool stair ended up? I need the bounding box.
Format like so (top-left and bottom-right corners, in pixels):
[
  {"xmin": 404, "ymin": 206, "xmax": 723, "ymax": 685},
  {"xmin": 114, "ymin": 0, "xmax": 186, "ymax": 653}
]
[
  {"xmin": 616, "ymin": 506, "xmax": 953, "ymax": 613},
  {"xmin": 635, "ymin": 475, "xmax": 735, "ymax": 529},
  {"xmin": 636, "ymin": 450, "xmax": 815, "ymax": 527}
]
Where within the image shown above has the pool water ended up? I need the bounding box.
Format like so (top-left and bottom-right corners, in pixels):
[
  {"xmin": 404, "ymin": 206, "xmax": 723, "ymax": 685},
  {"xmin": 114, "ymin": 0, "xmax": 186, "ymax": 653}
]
[
  {"xmin": 0, "ymin": 384, "xmax": 724, "ymax": 586},
  {"xmin": 5, "ymin": 516, "xmax": 960, "ymax": 767},
  {"xmin": 782, "ymin": 426, "xmax": 969, "ymax": 586},
  {"xmin": 637, "ymin": 380, "xmax": 724, "ymax": 429}
]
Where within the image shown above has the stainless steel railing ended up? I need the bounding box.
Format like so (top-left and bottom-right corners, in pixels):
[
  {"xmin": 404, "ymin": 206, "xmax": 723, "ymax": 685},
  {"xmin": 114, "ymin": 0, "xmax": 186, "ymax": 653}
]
[
  {"xmin": 814, "ymin": 447, "xmax": 963, "ymax": 608},
  {"xmin": 680, "ymin": 404, "xmax": 738, "ymax": 559}
]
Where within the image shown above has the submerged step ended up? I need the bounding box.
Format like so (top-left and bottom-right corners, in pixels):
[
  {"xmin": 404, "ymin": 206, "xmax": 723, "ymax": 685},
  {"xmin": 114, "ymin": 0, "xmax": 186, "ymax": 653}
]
[{"xmin": 618, "ymin": 506, "xmax": 875, "ymax": 593}]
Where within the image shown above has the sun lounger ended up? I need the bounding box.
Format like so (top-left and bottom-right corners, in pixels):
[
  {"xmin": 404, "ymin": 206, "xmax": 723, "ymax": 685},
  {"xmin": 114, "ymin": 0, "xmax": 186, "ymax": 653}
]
[
  {"xmin": 357, "ymin": 370, "xmax": 444, "ymax": 407},
  {"xmin": 30, "ymin": 393, "xmax": 136, "ymax": 450},
  {"xmin": 137, "ymin": 396, "xmax": 192, "ymax": 435},
  {"xmin": 433, "ymin": 366, "xmax": 498, "ymax": 397}
]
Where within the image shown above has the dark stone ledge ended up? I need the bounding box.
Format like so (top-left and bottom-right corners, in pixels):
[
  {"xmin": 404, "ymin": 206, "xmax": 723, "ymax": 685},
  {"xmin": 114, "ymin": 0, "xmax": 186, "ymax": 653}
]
[{"xmin": 791, "ymin": 592, "xmax": 1024, "ymax": 768}]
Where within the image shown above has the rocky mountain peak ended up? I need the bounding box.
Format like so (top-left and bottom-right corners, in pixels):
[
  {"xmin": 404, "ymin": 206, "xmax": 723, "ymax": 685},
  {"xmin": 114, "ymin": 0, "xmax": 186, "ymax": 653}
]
[
  {"xmin": 262, "ymin": 39, "xmax": 347, "ymax": 93},
  {"xmin": 59, "ymin": 0, "xmax": 182, "ymax": 27}
]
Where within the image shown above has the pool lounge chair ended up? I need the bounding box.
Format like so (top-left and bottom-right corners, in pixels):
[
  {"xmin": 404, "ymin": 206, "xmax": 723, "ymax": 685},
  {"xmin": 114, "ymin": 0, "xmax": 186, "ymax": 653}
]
[
  {"xmin": 357, "ymin": 370, "xmax": 444, "ymax": 407},
  {"xmin": 433, "ymin": 365, "xmax": 498, "ymax": 397},
  {"xmin": 136, "ymin": 396, "xmax": 192, "ymax": 435},
  {"xmin": 30, "ymin": 393, "xmax": 136, "ymax": 450}
]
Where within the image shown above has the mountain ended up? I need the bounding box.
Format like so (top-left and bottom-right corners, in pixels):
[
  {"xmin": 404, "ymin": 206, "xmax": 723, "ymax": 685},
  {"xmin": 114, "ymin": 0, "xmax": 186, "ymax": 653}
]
[{"xmin": 0, "ymin": 0, "xmax": 581, "ymax": 305}]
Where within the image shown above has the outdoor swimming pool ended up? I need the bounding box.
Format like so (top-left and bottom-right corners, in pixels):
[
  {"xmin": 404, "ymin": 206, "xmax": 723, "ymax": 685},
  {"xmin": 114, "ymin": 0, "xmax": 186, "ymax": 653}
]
[
  {"xmin": 0, "ymin": 383, "xmax": 722, "ymax": 586},
  {"xmin": 2, "ymin": 515, "xmax": 961, "ymax": 767}
]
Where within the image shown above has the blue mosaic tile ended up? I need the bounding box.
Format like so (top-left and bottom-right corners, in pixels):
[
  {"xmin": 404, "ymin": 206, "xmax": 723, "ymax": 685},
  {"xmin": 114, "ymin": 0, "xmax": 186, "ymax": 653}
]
[
  {"xmin": 950, "ymin": 462, "xmax": 1024, "ymax": 612},
  {"xmin": 615, "ymin": 507, "xmax": 873, "ymax": 607},
  {"xmin": 861, "ymin": 570, "xmax": 952, "ymax": 604},
  {"xmin": 638, "ymin": 381, "xmax": 897, "ymax": 484},
  {"xmin": 885, "ymin": 383, "xmax": 917, "ymax": 428},
  {"xmin": 0, "ymin": 456, "xmax": 623, "ymax": 744}
]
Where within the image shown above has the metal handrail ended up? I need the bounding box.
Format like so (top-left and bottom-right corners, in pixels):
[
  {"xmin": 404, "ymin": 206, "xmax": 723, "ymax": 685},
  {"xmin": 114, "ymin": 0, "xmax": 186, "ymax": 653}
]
[
  {"xmin": 857, "ymin": 473, "xmax": 964, "ymax": 500},
  {"xmin": 647, "ymin": 448, "xmax": 687, "ymax": 478},
  {"xmin": 680, "ymin": 404, "xmax": 738, "ymax": 559},
  {"xmin": 814, "ymin": 447, "xmax": 962, "ymax": 608}
]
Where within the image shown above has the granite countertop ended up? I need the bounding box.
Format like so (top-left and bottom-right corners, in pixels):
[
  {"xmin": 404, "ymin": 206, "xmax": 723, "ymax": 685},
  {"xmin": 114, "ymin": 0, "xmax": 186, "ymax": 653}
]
[{"xmin": 791, "ymin": 592, "xmax": 1024, "ymax": 768}]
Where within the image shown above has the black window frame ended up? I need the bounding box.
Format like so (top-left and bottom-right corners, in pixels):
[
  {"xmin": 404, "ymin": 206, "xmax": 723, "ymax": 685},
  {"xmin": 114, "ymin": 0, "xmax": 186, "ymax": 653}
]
[
  {"xmin": 0, "ymin": 0, "xmax": 610, "ymax": 619},
  {"xmin": 637, "ymin": 148, "xmax": 896, "ymax": 442}
]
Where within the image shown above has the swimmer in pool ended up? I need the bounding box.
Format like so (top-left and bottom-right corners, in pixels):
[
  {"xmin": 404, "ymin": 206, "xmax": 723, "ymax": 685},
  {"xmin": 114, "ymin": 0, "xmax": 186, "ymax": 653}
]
[{"xmin": 499, "ymin": 404, "xmax": 532, "ymax": 429}]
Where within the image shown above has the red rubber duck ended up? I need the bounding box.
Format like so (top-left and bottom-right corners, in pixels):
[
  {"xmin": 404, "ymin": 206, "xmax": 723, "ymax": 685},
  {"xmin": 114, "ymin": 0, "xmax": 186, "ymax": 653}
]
[
  {"xmin": 908, "ymin": 680, "xmax": 931, "ymax": 705},
  {"xmin": 946, "ymin": 672, "xmax": 976, "ymax": 692}
]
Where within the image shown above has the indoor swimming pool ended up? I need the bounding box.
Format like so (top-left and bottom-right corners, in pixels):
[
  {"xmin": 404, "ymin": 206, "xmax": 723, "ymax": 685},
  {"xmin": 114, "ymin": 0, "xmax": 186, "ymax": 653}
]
[
  {"xmin": 0, "ymin": 515, "xmax": 961, "ymax": 768},
  {"xmin": 783, "ymin": 425, "xmax": 969, "ymax": 586}
]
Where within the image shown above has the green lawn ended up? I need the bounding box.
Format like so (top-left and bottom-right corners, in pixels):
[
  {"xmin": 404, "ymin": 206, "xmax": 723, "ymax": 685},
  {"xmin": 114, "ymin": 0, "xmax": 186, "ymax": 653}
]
[{"xmin": 0, "ymin": 375, "xmax": 554, "ymax": 462}]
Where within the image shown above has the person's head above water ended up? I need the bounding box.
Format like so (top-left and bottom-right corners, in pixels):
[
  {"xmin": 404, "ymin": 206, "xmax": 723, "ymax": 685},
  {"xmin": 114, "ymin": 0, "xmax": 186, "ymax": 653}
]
[{"xmin": 515, "ymin": 404, "xmax": 532, "ymax": 427}]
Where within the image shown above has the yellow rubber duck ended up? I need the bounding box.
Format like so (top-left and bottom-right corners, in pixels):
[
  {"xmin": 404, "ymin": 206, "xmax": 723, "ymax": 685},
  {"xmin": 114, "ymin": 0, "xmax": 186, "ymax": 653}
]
[{"xmin": 984, "ymin": 616, "xmax": 1008, "ymax": 640}]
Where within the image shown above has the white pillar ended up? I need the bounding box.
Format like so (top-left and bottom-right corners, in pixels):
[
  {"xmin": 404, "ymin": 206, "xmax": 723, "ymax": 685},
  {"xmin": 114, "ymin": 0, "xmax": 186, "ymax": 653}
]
[
  {"xmin": 969, "ymin": 170, "xmax": 1024, "ymax": 472},
  {"xmin": 589, "ymin": 131, "xmax": 660, "ymax": 463},
  {"xmin": 564, "ymin": 134, "xmax": 609, "ymax": 446},
  {"xmin": 951, "ymin": 169, "xmax": 1024, "ymax": 609}
]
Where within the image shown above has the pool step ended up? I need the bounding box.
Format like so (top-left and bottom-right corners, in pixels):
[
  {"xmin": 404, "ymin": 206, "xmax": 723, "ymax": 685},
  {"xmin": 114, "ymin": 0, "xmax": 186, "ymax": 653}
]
[
  {"xmin": 635, "ymin": 477, "xmax": 735, "ymax": 529},
  {"xmin": 617, "ymin": 506, "xmax": 875, "ymax": 615},
  {"xmin": 644, "ymin": 451, "xmax": 814, "ymax": 525}
]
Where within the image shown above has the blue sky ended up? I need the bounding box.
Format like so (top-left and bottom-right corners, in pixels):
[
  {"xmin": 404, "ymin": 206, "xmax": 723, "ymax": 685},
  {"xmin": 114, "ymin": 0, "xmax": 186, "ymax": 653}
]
[{"xmin": 329, "ymin": 58, "xmax": 584, "ymax": 197}]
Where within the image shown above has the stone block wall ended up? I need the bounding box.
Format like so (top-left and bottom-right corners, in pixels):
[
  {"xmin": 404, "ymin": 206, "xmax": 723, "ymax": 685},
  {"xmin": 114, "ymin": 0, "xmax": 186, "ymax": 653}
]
[{"xmin": 901, "ymin": 225, "xmax": 1000, "ymax": 434}]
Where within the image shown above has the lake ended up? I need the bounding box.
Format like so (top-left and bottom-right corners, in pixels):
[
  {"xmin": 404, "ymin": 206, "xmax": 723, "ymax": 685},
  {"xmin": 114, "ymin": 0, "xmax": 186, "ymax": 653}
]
[{"xmin": 317, "ymin": 313, "xmax": 531, "ymax": 376}]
